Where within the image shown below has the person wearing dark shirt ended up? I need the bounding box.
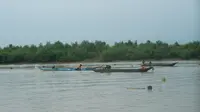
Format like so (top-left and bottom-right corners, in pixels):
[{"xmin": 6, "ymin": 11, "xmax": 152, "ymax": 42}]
[
  {"xmin": 149, "ymin": 61, "xmax": 152, "ymax": 66},
  {"xmin": 142, "ymin": 60, "xmax": 145, "ymax": 65}
]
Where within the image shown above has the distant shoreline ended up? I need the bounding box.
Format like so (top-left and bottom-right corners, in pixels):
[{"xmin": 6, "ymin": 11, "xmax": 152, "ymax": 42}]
[{"xmin": 1, "ymin": 40, "xmax": 199, "ymax": 65}]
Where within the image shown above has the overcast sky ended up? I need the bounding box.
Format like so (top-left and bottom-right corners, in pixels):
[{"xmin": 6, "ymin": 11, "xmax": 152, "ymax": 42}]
[{"xmin": 0, "ymin": 0, "xmax": 199, "ymax": 46}]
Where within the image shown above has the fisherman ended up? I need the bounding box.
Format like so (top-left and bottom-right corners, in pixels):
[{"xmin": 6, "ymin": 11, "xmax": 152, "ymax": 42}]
[
  {"xmin": 142, "ymin": 60, "xmax": 145, "ymax": 65},
  {"xmin": 141, "ymin": 60, "xmax": 146, "ymax": 70},
  {"xmin": 141, "ymin": 65, "xmax": 146, "ymax": 70},
  {"xmin": 75, "ymin": 64, "xmax": 82, "ymax": 70},
  {"xmin": 52, "ymin": 65, "xmax": 55, "ymax": 69},
  {"xmin": 104, "ymin": 65, "xmax": 111, "ymax": 69},
  {"xmin": 147, "ymin": 85, "xmax": 153, "ymax": 91},
  {"xmin": 149, "ymin": 61, "xmax": 152, "ymax": 66}
]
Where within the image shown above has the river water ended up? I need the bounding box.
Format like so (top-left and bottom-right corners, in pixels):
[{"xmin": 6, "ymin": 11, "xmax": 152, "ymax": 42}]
[{"xmin": 0, "ymin": 62, "xmax": 199, "ymax": 112}]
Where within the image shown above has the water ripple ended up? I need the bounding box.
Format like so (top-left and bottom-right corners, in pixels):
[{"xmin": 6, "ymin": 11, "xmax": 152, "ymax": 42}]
[{"xmin": 0, "ymin": 63, "xmax": 199, "ymax": 112}]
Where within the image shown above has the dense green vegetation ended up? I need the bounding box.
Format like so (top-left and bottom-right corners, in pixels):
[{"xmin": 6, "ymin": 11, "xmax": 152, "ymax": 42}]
[{"xmin": 0, "ymin": 40, "xmax": 200, "ymax": 64}]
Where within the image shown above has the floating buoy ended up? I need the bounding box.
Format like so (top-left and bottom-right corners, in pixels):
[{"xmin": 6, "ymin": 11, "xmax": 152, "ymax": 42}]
[{"xmin": 162, "ymin": 77, "xmax": 166, "ymax": 82}]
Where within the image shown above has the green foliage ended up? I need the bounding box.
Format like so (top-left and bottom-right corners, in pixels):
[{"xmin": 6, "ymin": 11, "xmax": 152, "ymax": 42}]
[{"xmin": 0, "ymin": 40, "xmax": 199, "ymax": 64}]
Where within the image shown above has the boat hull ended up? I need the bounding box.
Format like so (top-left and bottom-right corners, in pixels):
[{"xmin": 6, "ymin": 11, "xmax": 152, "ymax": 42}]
[
  {"xmin": 38, "ymin": 67, "xmax": 94, "ymax": 71},
  {"xmin": 142, "ymin": 62, "xmax": 178, "ymax": 66},
  {"xmin": 93, "ymin": 67, "xmax": 153, "ymax": 73}
]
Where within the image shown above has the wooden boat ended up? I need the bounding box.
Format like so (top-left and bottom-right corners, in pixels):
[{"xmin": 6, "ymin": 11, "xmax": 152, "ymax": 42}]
[
  {"xmin": 141, "ymin": 62, "xmax": 178, "ymax": 67},
  {"xmin": 38, "ymin": 66, "xmax": 95, "ymax": 71},
  {"xmin": 93, "ymin": 67, "xmax": 153, "ymax": 73}
]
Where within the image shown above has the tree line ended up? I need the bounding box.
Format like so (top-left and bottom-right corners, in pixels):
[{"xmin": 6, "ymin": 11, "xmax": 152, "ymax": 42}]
[{"xmin": 0, "ymin": 40, "xmax": 200, "ymax": 64}]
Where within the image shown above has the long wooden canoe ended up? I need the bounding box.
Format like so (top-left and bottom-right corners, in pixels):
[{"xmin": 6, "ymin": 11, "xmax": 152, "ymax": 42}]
[
  {"xmin": 93, "ymin": 67, "xmax": 153, "ymax": 73},
  {"xmin": 141, "ymin": 62, "xmax": 178, "ymax": 67},
  {"xmin": 38, "ymin": 67, "xmax": 95, "ymax": 71}
]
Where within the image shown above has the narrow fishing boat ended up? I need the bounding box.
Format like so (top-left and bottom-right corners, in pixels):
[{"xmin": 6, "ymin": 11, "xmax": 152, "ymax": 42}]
[
  {"xmin": 37, "ymin": 64, "xmax": 103, "ymax": 71},
  {"xmin": 38, "ymin": 67, "xmax": 95, "ymax": 71},
  {"xmin": 142, "ymin": 62, "xmax": 178, "ymax": 67},
  {"xmin": 93, "ymin": 66, "xmax": 154, "ymax": 73}
]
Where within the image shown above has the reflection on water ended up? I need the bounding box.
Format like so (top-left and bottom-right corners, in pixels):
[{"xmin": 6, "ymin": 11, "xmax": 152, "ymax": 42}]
[{"xmin": 0, "ymin": 63, "xmax": 199, "ymax": 112}]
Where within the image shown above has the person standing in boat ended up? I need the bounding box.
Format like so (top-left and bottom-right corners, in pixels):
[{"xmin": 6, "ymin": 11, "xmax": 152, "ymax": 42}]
[
  {"xmin": 142, "ymin": 60, "xmax": 145, "ymax": 65},
  {"xmin": 52, "ymin": 65, "xmax": 55, "ymax": 69},
  {"xmin": 149, "ymin": 61, "xmax": 152, "ymax": 66},
  {"xmin": 75, "ymin": 64, "xmax": 82, "ymax": 70}
]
